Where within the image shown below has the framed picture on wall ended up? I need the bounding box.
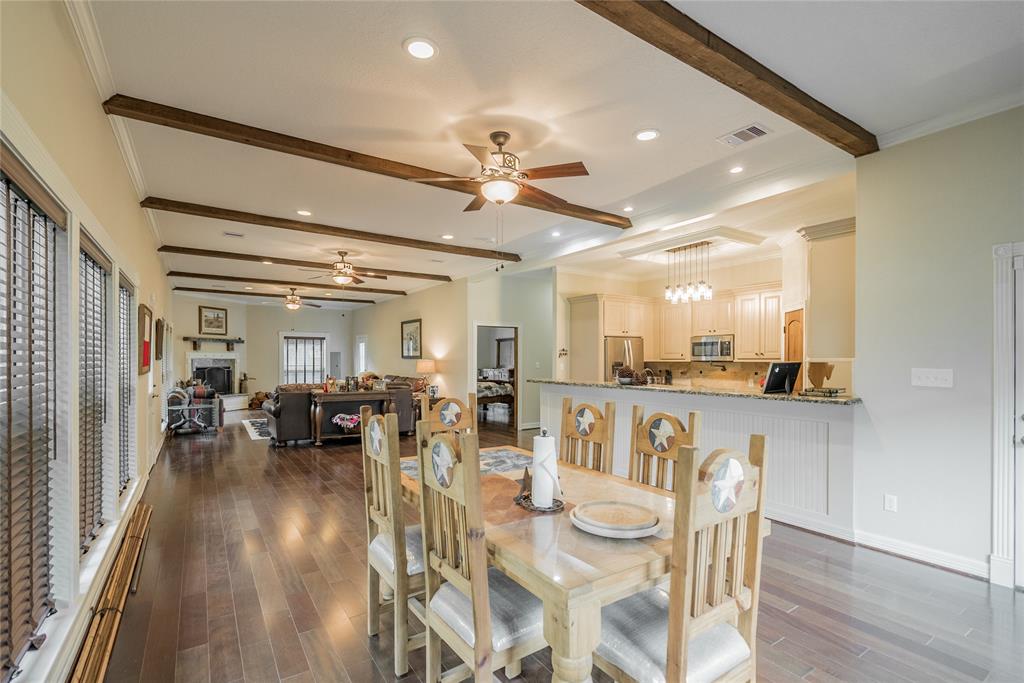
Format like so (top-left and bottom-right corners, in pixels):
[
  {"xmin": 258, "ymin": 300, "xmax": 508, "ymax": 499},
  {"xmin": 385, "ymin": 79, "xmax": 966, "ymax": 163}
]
[
  {"xmin": 199, "ymin": 305, "xmax": 228, "ymax": 335},
  {"xmin": 154, "ymin": 318, "xmax": 165, "ymax": 361},
  {"xmin": 138, "ymin": 304, "xmax": 152, "ymax": 375},
  {"xmin": 401, "ymin": 318, "xmax": 422, "ymax": 359}
]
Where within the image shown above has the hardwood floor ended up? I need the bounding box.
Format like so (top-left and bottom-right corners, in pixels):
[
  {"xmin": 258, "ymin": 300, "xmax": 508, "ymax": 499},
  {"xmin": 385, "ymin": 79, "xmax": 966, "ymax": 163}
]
[{"xmin": 105, "ymin": 417, "xmax": 1023, "ymax": 683}]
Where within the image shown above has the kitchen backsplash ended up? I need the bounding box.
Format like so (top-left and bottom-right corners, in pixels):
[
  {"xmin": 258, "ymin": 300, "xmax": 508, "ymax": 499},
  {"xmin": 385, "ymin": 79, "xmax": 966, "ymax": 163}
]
[{"xmin": 643, "ymin": 360, "xmax": 771, "ymax": 389}]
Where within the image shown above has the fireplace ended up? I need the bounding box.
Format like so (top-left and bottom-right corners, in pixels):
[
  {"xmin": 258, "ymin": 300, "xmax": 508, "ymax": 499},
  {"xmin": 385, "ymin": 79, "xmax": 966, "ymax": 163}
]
[{"xmin": 193, "ymin": 365, "xmax": 233, "ymax": 394}]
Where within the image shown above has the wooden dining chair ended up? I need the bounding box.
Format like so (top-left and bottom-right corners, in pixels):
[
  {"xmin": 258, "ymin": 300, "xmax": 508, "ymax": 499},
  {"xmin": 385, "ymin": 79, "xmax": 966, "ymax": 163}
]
[
  {"xmin": 558, "ymin": 397, "xmax": 616, "ymax": 473},
  {"xmin": 360, "ymin": 406, "xmax": 426, "ymax": 676},
  {"xmin": 628, "ymin": 406, "xmax": 702, "ymax": 491},
  {"xmin": 594, "ymin": 434, "xmax": 768, "ymax": 683},
  {"xmin": 420, "ymin": 393, "xmax": 478, "ymax": 435},
  {"xmin": 410, "ymin": 421, "xmax": 547, "ymax": 682}
]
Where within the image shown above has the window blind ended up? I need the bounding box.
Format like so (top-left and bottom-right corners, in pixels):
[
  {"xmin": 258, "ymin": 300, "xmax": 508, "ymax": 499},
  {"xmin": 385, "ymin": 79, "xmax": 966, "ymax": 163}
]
[
  {"xmin": 117, "ymin": 283, "xmax": 131, "ymax": 493},
  {"xmin": 282, "ymin": 336, "xmax": 326, "ymax": 384},
  {"xmin": 79, "ymin": 247, "xmax": 107, "ymax": 551},
  {"xmin": 1, "ymin": 174, "xmax": 57, "ymax": 680}
]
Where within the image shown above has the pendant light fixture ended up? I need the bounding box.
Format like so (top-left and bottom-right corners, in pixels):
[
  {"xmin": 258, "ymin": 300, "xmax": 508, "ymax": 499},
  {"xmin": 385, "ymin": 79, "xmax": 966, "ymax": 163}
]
[{"xmin": 664, "ymin": 241, "xmax": 713, "ymax": 305}]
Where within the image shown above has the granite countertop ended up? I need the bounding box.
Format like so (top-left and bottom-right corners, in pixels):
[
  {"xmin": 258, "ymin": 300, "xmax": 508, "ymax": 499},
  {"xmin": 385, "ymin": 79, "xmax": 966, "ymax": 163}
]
[{"xmin": 528, "ymin": 379, "xmax": 861, "ymax": 405}]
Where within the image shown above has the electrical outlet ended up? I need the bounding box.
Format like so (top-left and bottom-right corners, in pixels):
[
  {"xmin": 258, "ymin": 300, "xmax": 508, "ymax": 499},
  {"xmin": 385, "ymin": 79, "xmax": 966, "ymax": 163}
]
[
  {"xmin": 883, "ymin": 494, "xmax": 898, "ymax": 513},
  {"xmin": 911, "ymin": 368, "xmax": 954, "ymax": 388}
]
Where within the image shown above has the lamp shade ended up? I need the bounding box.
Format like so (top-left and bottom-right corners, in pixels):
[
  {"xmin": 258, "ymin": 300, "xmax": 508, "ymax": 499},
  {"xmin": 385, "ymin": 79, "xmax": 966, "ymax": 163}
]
[
  {"xmin": 416, "ymin": 359, "xmax": 436, "ymax": 374},
  {"xmin": 481, "ymin": 178, "xmax": 520, "ymax": 204}
]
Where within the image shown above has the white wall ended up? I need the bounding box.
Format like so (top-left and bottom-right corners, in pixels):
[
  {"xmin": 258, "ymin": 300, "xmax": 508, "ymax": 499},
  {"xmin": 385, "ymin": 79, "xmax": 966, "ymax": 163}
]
[
  {"xmin": 854, "ymin": 106, "xmax": 1024, "ymax": 576},
  {"xmin": 245, "ymin": 304, "xmax": 351, "ymax": 393},
  {"xmin": 351, "ymin": 279, "xmax": 470, "ymax": 399},
  {"xmin": 806, "ymin": 231, "xmax": 856, "ymax": 360}
]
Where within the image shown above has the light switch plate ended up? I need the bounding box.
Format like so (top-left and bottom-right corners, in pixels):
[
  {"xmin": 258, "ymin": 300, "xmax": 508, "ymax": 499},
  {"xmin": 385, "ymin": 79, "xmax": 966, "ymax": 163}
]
[
  {"xmin": 883, "ymin": 494, "xmax": 898, "ymax": 512},
  {"xmin": 911, "ymin": 368, "xmax": 954, "ymax": 388}
]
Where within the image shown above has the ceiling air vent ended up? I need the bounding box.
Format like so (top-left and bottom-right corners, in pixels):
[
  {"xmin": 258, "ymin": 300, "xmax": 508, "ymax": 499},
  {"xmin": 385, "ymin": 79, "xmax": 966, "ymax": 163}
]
[
  {"xmin": 716, "ymin": 123, "xmax": 771, "ymax": 147},
  {"xmin": 222, "ymin": 231, "xmax": 245, "ymax": 238}
]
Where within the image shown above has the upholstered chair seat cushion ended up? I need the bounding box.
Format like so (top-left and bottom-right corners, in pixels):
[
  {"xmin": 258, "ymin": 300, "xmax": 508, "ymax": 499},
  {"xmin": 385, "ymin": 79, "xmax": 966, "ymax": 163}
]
[
  {"xmin": 367, "ymin": 525, "xmax": 425, "ymax": 576},
  {"xmin": 429, "ymin": 567, "xmax": 543, "ymax": 652},
  {"xmin": 597, "ymin": 587, "xmax": 751, "ymax": 683}
]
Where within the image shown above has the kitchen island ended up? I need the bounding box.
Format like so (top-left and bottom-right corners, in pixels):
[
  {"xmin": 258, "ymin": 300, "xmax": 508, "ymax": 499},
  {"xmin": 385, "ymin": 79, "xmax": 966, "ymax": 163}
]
[{"xmin": 531, "ymin": 379, "xmax": 860, "ymax": 540}]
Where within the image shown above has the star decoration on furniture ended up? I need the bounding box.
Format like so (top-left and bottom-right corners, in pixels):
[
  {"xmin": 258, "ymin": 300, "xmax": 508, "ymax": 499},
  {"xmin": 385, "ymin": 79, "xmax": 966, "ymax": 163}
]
[
  {"xmin": 575, "ymin": 407, "xmax": 595, "ymax": 436},
  {"xmin": 439, "ymin": 401, "xmax": 462, "ymax": 427},
  {"xmin": 432, "ymin": 440, "xmax": 455, "ymax": 488},
  {"xmin": 711, "ymin": 458, "xmax": 745, "ymax": 513},
  {"xmin": 368, "ymin": 420, "xmax": 384, "ymax": 454},
  {"xmin": 647, "ymin": 418, "xmax": 675, "ymax": 452}
]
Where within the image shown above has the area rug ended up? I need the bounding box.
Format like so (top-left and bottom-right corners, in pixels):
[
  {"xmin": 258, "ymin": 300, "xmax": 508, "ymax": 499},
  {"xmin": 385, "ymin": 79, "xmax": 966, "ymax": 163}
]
[{"xmin": 242, "ymin": 418, "xmax": 272, "ymax": 441}]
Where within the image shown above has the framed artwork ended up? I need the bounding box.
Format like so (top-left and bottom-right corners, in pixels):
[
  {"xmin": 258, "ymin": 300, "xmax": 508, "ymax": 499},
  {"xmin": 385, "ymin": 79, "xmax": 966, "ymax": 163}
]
[
  {"xmin": 199, "ymin": 305, "xmax": 228, "ymax": 335},
  {"xmin": 138, "ymin": 304, "xmax": 152, "ymax": 375},
  {"xmin": 400, "ymin": 318, "xmax": 422, "ymax": 359},
  {"xmin": 154, "ymin": 318, "xmax": 165, "ymax": 361}
]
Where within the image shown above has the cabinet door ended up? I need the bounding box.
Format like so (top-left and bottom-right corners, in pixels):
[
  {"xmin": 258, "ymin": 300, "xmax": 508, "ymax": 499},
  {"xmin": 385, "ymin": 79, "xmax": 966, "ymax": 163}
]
[
  {"xmin": 659, "ymin": 303, "xmax": 690, "ymax": 359},
  {"xmin": 692, "ymin": 300, "xmax": 714, "ymax": 336},
  {"xmin": 712, "ymin": 298, "xmax": 734, "ymax": 334},
  {"xmin": 626, "ymin": 301, "xmax": 650, "ymax": 338},
  {"xmin": 760, "ymin": 291, "xmax": 783, "ymax": 360},
  {"xmin": 603, "ymin": 299, "xmax": 627, "ymax": 336},
  {"xmin": 734, "ymin": 293, "xmax": 762, "ymax": 360}
]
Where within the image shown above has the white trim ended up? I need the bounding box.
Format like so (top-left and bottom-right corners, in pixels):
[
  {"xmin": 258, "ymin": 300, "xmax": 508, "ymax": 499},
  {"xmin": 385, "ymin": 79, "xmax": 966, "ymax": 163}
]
[
  {"xmin": 617, "ymin": 225, "xmax": 768, "ymax": 259},
  {"xmin": 854, "ymin": 530, "xmax": 990, "ymax": 579},
  {"xmin": 877, "ymin": 92, "xmax": 1024, "ymax": 149},
  {"xmin": 798, "ymin": 217, "xmax": 856, "ymax": 241},
  {"xmin": 990, "ymin": 241, "xmax": 1022, "ymax": 587}
]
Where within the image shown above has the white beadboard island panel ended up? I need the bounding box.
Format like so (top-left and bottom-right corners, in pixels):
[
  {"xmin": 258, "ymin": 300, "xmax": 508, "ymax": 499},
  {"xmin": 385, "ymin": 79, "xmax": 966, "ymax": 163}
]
[{"xmin": 533, "ymin": 380, "xmax": 856, "ymax": 540}]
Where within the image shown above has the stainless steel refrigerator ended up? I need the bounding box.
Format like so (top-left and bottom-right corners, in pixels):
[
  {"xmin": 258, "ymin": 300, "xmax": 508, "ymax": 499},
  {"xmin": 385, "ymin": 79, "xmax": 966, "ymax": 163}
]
[{"xmin": 604, "ymin": 336, "xmax": 644, "ymax": 381}]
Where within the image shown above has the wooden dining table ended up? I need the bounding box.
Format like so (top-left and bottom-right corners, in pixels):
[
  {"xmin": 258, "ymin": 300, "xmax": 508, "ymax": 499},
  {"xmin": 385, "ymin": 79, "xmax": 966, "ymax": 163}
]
[{"xmin": 399, "ymin": 444, "xmax": 683, "ymax": 683}]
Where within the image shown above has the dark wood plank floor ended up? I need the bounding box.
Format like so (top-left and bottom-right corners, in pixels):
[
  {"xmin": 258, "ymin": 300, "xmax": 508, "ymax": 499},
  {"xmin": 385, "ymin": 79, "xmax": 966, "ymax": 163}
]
[{"xmin": 105, "ymin": 414, "xmax": 1023, "ymax": 683}]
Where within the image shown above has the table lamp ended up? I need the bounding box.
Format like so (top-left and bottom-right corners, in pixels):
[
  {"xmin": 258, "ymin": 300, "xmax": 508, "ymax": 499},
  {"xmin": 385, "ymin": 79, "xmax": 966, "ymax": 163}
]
[{"xmin": 416, "ymin": 358, "xmax": 436, "ymax": 384}]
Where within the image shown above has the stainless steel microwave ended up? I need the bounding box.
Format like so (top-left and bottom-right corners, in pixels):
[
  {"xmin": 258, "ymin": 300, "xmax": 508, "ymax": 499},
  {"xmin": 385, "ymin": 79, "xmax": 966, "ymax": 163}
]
[{"xmin": 691, "ymin": 334, "xmax": 734, "ymax": 361}]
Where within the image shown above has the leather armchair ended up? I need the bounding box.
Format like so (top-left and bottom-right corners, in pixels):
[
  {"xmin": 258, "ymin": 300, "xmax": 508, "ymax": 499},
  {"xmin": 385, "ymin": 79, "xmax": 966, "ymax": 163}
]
[{"xmin": 262, "ymin": 387, "xmax": 315, "ymax": 446}]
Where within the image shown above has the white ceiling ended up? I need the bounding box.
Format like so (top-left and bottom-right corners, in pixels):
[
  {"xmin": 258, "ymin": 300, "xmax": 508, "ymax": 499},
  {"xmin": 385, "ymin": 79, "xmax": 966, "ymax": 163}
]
[
  {"xmin": 674, "ymin": 0, "xmax": 1024, "ymax": 145},
  {"xmin": 84, "ymin": 1, "xmax": 1022, "ymax": 307}
]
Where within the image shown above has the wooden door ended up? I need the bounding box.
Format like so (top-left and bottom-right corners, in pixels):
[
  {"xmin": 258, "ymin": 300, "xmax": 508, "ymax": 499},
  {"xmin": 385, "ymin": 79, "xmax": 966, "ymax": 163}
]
[
  {"xmin": 734, "ymin": 293, "xmax": 761, "ymax": 360},
  {"xmin": 659, "ymin": 304, "xmax": 689, "ymax": 359},
  {"xmin": 712, "ymin": 298, "xmax": 734, "ymax": 334},
  {"xmin": 784, "ymin": 309, "xmax": 804, "ymax": 394},
  {"xmin": 761, "ymin": 291, "xmax": 783, "ymax": 360},
  {"xmin": 692, "ymin": 300, "xmax": 714, "ymax": 336},
  {"xmin": 603, "ymin": 299, "xmax": 627, "ymax": 336}
]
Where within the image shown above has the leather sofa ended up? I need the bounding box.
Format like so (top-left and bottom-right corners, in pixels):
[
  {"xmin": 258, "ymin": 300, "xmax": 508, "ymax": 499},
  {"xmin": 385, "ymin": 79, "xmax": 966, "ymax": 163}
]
[{"xmin": 261, "ymin": 382, "xmax": 416, "ymax": 447}]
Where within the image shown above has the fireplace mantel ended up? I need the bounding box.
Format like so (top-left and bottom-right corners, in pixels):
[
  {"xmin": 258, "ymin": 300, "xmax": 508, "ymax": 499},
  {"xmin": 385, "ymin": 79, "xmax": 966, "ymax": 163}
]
[{"xmin": 183, "ymin": 336, "xmax": 245, "ymax": 351}]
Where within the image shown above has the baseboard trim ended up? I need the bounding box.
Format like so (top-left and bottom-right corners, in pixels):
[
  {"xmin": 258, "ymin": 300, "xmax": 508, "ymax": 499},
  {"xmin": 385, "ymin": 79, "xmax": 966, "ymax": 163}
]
[
  {"xmin": 854, "ymin": 530, "xmax": 990, "ymax": 579},
  {"xmin": 765, "ymin": 507, "xmax": 855, "ymax": 543},
  {"xmin": 988, "ymin": 555, "xmax": 1015, "ymax": 588},
  {"xmin": 518, "ymin": 421, "xmax": 540, "ymax": 430}
]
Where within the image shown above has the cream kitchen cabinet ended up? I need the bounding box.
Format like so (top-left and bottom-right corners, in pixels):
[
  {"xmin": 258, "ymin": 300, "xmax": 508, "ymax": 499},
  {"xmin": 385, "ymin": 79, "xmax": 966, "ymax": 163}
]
[
  {"xmin": 569, "ymin": 294, "xmax": 654, "ymax": 381},
  {"xmin": 692, "ymin": 297, "xmax": 734, "ymax": 336},
  {"xmin": 735, "ymin": 288, "xmax": 783, "ymax": 361},
  {"xmin": 658, "ymin": 303, "xmax": 691, "ymax": 360},
  {"xmin": 601, "ymin": 297, "xmax": 651, "ymax": 337}
]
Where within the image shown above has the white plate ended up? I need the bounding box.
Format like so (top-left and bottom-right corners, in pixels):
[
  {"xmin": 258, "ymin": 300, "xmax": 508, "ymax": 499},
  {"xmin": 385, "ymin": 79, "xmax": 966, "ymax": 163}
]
[{"xmin": 569, "ymin": 507, "xmax": 660, "ymax": 539}]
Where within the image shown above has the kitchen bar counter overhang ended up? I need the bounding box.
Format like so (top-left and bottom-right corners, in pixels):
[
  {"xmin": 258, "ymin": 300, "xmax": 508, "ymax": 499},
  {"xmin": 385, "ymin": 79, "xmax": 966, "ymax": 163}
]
[{"xmin": 531, "ymin": 379, "xmax": 857, "ymax": 541}]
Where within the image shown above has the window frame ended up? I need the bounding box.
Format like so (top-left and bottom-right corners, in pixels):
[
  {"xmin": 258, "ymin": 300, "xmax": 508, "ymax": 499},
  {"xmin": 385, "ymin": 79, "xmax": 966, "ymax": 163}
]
[{"xmin": 278, "ymin": 331, "xmax": 331, "ymax": 385}]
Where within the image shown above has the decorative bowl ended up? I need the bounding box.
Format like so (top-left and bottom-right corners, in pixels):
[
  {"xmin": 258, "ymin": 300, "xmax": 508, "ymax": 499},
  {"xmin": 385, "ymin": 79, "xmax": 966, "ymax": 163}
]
[{"xmin": 617, "ymin": 377, "xmax": 633, "ymax": 385}]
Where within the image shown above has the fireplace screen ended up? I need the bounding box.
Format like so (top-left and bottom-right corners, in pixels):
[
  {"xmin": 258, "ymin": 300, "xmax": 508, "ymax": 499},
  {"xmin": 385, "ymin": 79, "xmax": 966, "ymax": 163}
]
[{"xmin": 193, "ymin": 365, "xmax": 233, "ymax": 394}]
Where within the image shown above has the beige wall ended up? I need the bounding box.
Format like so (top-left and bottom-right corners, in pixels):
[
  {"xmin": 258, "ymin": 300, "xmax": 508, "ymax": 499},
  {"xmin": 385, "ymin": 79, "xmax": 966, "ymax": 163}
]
[
  {"xmin": 352, "ymin": 279, "xmax": 470, "ymax": 399},
  {"xmin": 171, "ymin": 294, "xmax": 249, "ymax": 387},
  {"xmin": 245, "ymin": 304, "xmax": 351, "ymax": 394},
  {"xmin": 855, "ymin": 106, "xmax": 1024, "ymax": 572},
  {"xmin": 637, "ymin": 257, "xmax": 782, "ymax": 298},
  {"xmin": 806, "ymin": 231, "xmax": 855, "ymax": 359}
]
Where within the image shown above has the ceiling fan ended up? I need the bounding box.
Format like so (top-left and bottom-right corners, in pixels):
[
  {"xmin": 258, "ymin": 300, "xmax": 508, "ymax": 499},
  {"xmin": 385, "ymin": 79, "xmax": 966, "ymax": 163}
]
[
  {"xmin": 283, "ymin": 287, "xmax": 321, "ymax": 310},
  {"xmin": 410, "ymin": 131, "xmax": 589, "ymax": 212},
  {"xmin": 299, "ymin": 251, "xmax": 364, "ymax": 285}
]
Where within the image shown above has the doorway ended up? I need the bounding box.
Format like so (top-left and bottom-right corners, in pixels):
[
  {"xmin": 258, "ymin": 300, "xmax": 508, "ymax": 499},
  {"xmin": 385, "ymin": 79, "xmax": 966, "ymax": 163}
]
[
  {"xmin": 784, "ymin": 309, "xmax": 804, "ymax": 394},
  {"xmin": 474, "ymin": 324, "xmax": 519, "ymax": 434}
]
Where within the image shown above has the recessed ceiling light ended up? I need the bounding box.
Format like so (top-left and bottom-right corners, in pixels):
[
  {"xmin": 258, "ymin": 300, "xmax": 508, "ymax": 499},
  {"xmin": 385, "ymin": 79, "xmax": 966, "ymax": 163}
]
[
  {"xmin": 635, "ymin": 129, "xmax": 660, "ymax": 142},
  {"xmin": 261, "ymin": 260, "xmax": 273, "ymax": 265},
  {"xmin": 296, "ymin": 209, "xmax": 312, "ymax": 216},
  {"xmin": 441, "ymin": 234, "xmax": 454, "ymax": 240},
  {"xmin": 244, "ymin": 286, "xmax": 253, "ymax": 290},
  {"xmin": 323, "ymin": 292, "xmax": 332, "ymax": 296},
  {"xmin": 729, "ymin": 166, "xmax": 744, "ymax": 174},
  {"xmin": 623, "ymin": 206, "xmax": 634, "ymax": 213},
  {"xmin": 403, "ymin": 37, "xmax": 437, "ymax": 60},
  {"xmin": 551, "ymin": 231, "xmax": 561, "ymax": 237}
]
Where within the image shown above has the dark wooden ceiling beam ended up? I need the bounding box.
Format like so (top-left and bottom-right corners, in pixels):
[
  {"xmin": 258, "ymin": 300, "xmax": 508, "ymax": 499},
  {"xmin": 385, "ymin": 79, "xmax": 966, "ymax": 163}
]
[
  {"xmin": 106, "ymin": 94, "xmax": 631, "ymax": 228},
  {"xmin": 157, "ymin": 245, "xmax": 453, "ymax": 282},
  {"xmin": 143, "ymin": 197, "xmax": 522, "ymax": 262},
  {"xmin": 174, "ymin": 286, "xmax": 372, "ymax": 305},
  {"xmin": 167, "ymin": 271, "xmax": 406, "ymax": 296},
  {"xmin": 577, "ymin": 1, "xmax": 878, "ymax": 157}
]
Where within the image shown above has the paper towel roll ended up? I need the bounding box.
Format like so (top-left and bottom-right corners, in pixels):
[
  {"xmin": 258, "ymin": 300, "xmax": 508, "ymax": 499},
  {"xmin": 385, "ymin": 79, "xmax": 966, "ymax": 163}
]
[{"xmin": 532, "ymin": 432, "xmax": 560, "ymax": 508}]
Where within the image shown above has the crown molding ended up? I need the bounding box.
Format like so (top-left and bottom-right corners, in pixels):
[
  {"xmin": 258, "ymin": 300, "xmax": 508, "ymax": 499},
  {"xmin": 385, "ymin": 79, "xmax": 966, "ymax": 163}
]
[
  {"xmin": 64, "ymin": 1, "xmax": 160, "ymax": 244},
  {"xmin": 877, "ymin": 92, "xmax": 1024, "ymax": 150},
  {"xmin": 617, "ymin": 225, "xmax": 767, "ymax": 259},
  {"xmin": 798, "ymin": 217, "xmax": 855, "ymax": 241}
]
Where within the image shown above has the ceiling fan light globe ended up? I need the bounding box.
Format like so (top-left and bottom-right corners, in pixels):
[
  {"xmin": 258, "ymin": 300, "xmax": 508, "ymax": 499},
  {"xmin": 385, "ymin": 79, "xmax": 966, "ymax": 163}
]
[
  {"xmin": 481, "ymin": 178, "xmax": 520, "ymax": 204},
  {"xmin": 285, "ymin": 301, "xmax": 301, "ymax": 310},
  {"xmin": 332, "ymin": 274, "xmax": 353, "ymax": 285}
]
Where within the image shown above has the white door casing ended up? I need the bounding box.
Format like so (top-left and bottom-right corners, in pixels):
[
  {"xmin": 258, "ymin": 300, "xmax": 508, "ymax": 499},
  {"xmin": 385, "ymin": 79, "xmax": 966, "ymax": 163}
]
[{"xmin": 1014, "ymin": 251, "xmax": 1023, "ymax": 587}]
